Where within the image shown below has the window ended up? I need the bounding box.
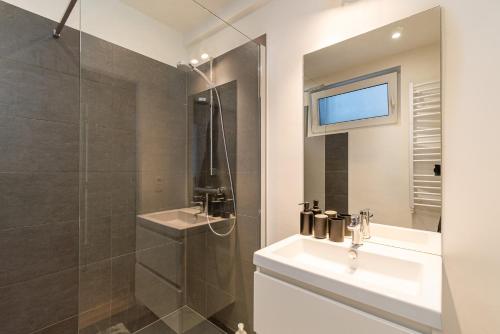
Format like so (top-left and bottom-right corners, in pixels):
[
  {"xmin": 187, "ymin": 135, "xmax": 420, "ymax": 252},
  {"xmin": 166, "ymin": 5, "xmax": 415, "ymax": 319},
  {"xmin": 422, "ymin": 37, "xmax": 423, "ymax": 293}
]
[
  {"xmin": 307, "ymin": 69, "xmax": 399, "ymax": 136},
  {"xmin": 318, "ymin": 83, "xmax": 390, "ymax": 125}
]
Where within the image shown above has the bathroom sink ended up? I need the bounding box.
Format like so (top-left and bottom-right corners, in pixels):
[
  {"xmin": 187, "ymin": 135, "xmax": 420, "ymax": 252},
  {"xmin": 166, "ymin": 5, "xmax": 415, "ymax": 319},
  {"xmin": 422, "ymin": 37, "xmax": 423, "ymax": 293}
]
[
  {"xmin": 137, "ymin": 208, "xmax": 228, "ymax": 231},
  {"xmin": 254, "ymin": 235, "xmax": 442, "ymax": 329}
]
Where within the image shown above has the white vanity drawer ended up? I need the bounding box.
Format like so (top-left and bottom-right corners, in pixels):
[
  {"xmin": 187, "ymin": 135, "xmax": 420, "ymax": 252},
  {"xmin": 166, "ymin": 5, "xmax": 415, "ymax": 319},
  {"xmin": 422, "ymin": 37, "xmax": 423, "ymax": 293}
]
[{"xmin": 254, "ymin": 272, "xmax": 421, "ymax": 334}]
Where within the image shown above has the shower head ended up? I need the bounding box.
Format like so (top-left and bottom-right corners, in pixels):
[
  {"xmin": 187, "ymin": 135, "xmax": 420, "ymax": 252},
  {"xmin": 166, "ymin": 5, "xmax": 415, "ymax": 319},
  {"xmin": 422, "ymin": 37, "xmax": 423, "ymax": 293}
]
[
  {"xmin": 177, "ymin": 61, "xmax": 215, "ymax": 88},
  {"xmin": 176, "ymin": 61, "xmax": 194, "ymax": 73}
]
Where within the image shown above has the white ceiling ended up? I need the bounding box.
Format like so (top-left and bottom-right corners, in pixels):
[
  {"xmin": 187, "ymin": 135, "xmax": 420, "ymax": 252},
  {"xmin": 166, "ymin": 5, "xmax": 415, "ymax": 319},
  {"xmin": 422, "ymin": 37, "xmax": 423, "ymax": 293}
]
[
  {"xmin": 120, "ymin": 0, "xmax": 270, "ymax": 45},
  {"xmin": 305, "ymin": 7, "xmax": 441, "ymax": 81},
  {"xmin": 120, "ymin": 0, "xmax": 234, "ymax": 34}
]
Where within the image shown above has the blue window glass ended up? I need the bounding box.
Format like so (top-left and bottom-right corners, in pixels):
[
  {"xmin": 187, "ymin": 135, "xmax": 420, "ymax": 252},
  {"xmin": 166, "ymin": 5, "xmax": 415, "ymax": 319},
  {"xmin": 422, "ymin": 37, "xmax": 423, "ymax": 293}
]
[{"xmin": 318, "ymin": 83, "xmax": 389, "ymax": 125}]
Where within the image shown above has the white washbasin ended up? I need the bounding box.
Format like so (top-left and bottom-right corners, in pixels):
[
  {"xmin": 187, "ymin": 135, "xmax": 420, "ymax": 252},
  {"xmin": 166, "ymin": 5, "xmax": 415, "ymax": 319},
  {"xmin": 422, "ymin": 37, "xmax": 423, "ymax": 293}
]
[
  {"xmin": 137, "ymin": 208, "xmax": 228, "ymax": 230},
  {"xmin": 254, "ymin": 235, "xmax": 442, "ymax": 329}
]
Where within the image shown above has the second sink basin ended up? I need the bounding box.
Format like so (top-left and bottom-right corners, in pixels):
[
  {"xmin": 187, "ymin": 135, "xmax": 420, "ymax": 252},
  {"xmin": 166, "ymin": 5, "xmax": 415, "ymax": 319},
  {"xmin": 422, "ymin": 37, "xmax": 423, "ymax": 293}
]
[
  {"xmin": 137, "ymin": 208, "xmax": 228, "ymax": 231},
  {"xmin": 254, "ymin": 235, "xmax": 441, "ymax": 329}
]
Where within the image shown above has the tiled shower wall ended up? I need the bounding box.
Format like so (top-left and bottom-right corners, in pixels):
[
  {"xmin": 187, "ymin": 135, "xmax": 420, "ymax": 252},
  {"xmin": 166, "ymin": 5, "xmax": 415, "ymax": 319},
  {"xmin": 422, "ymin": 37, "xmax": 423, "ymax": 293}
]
[
  {"xmin": 188, "ymin": 81, "xmax": 237, "ymax": 206},
  {"xmin": 325, "ymin": 133, "xmax": 348, "ymax": 213},
  {"xmin": 0, "ymin": 2, "xmax": 80, "ymax": 333},
  {"xmin": 186, "ymin": 41, "xmax": 261, "ymax": 333}
]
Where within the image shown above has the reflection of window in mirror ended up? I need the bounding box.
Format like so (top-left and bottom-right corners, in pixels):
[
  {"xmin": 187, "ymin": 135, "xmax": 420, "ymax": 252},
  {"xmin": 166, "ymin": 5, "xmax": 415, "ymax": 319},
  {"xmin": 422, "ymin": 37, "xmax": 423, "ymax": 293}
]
[{"xmin": 308, "ymin": 69, "xmax": 399, "ymax": 135}]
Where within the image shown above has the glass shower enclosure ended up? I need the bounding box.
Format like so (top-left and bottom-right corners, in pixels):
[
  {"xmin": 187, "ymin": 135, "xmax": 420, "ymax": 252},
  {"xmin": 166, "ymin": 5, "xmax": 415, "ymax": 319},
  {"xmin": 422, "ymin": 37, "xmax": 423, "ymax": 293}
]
[{"xmin": 0, "ymin": 0, "xmax": 263, "ymax": 333}]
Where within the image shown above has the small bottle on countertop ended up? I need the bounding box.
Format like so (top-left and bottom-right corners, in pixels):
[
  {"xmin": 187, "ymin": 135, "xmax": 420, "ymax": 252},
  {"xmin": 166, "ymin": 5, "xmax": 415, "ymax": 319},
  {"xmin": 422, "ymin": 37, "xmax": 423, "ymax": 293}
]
[
  {"xmin": 298, "ymin": 202, "xmax": 314, "ymax": 236},
  {"xmin": 311, "ymin": 200, "xmax": 322, "ymax": 216}
]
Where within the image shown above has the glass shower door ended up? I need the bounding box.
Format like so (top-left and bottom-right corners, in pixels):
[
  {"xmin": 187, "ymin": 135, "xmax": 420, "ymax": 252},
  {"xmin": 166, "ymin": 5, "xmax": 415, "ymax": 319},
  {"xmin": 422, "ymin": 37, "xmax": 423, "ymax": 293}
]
[{"xmin": 79, "ymin": 1, "xmax": 263, "ymax": 333}]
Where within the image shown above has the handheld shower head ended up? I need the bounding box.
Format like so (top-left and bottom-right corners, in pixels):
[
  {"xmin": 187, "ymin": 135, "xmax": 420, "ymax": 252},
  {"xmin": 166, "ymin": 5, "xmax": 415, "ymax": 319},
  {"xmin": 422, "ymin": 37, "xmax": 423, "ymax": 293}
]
[
  {"xmin": 176, "ymin": 61, "xmax": 194, "ymax": 73},
  {"xmin": 177, "ymin": 61, "xmax": 215, "ymax": 88}
]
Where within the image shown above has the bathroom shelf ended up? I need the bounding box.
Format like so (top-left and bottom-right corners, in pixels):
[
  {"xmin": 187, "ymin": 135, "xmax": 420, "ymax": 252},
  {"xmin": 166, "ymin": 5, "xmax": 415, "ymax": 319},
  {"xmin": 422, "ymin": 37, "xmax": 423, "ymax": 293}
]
[{"xmin": 409, "ymin": 81, "xmax": 442, "ymax": 213}]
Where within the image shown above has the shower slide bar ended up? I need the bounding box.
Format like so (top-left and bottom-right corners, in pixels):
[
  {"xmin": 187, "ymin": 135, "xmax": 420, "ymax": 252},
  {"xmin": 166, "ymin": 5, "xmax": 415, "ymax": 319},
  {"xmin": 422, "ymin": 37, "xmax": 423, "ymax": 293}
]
[{"xmin": 53, "ymin": 0, "xmax": 78, "ymax": 38}]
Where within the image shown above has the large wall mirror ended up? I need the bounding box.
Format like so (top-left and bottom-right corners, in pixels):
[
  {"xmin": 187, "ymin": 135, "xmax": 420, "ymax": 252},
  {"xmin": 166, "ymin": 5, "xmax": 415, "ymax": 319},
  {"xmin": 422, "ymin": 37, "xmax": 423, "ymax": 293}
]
[{"xmin": 303, "ymin": 8, "xmax": 442, "ymax": 248}]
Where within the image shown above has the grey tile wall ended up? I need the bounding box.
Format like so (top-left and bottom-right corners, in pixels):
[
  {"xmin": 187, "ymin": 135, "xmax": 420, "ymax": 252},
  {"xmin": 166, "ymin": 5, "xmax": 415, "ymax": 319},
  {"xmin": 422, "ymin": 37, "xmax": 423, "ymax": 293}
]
[
  {"xmin": 188, "ymin": 81, "xmax": 237, "ymax": 204},
  {"xmin": 0, "ymin": 2, "xmax": 80, "ymax": 334},
  {"xmin": 325, "ymin": 133, "xmax": 349, "ymax": 213},
  {"xmin": 0, "ymin": 268, "xmax": 79, "ymax": 334}
]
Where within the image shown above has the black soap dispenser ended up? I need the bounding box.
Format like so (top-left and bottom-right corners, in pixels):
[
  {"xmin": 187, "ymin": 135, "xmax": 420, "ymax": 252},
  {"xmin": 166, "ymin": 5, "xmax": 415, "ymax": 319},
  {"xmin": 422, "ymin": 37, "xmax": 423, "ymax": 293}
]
[
  {"xmin": 298, "ymin": 202, "xmax": 314, "ymax": 236},
  {"xmin": 311, "ymin": 200, "xmax": 322, "ymax": 216}
]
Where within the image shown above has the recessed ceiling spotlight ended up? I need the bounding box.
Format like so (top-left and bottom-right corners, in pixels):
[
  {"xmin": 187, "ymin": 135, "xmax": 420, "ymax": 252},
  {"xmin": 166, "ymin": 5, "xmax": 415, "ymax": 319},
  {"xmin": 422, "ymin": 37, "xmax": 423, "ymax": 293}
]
[
  {"xmin": 392, "ymin": 31, "xmax": 401, "ymax": 39},
  {"xmin": 190, "ymin": 59, "xmax": 199, "ymax": 65},
  {"xmin": 392, "ymin": 27, "xmax": 403, "ymax": 40},
  {"xmin": 200, "ymin": 53, "xmax": 209, "ymax": 60}
]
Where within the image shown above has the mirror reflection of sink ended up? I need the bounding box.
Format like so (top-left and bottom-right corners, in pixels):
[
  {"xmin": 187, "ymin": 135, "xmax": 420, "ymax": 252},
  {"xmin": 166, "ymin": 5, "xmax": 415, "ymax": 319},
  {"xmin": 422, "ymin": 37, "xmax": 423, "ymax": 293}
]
[
  {"xmin": 137, "ymin": 208, "xmax": 228, "ymax": 231},
  {"xmin": 367, "ymin": 223, "xmax": 442, "ymax": 255},
  {"xmin": 254, "ymin": 235, "xmax": 442, "ymax": 329}
]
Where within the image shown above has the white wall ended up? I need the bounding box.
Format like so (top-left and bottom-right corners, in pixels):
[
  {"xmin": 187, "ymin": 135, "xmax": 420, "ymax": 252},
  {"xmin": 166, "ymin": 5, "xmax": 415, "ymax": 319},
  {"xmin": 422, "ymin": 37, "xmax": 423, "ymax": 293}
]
[
  {"xmin": 190, "ymin": 0, "xmax": 500, "ymax": 332},
  {"xmin": 3, "ymin": 0, "xmax": 187, "ymax": 66}
]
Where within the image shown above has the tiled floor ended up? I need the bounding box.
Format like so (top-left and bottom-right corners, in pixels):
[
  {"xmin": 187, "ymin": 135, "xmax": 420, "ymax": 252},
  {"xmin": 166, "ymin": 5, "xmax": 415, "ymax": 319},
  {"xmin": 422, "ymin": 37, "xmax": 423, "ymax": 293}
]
[
  {"xmin": 135, "ymin": 306, "xmax": 226, "ymax": 334},
  {"xmin": 91, "ymin": 306, "xmax": 226, "ymax": 334}
]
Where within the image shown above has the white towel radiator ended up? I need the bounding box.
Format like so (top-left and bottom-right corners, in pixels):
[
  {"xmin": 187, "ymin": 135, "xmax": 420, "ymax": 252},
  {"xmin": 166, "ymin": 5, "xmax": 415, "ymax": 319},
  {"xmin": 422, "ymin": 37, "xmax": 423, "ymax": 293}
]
[{"xmin": 409, "ymin": 81, "xmax": 442, "ymax": 212}]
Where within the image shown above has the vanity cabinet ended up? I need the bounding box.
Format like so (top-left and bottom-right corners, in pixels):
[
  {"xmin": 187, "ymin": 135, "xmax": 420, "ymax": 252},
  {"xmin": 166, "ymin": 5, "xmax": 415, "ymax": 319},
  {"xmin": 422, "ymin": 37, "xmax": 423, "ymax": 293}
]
[{"xmin": 254, "ymin": 272, "xmax": 421, "ymax": 334}]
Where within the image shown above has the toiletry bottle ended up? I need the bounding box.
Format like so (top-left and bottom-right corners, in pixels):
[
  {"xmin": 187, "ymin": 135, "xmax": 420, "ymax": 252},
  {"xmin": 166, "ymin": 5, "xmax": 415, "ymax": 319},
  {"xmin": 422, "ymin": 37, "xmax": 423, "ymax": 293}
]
[
  {"xmin": 298, "ymin": 202, "xmax": 314, "ymax": 236},
  {"xmin": 235, "ymin": 323, "xmax": 247, "ymax": 334},
  {"xmin": 311, "ymin": 200, "xmax": 322, "ymax": 215}
]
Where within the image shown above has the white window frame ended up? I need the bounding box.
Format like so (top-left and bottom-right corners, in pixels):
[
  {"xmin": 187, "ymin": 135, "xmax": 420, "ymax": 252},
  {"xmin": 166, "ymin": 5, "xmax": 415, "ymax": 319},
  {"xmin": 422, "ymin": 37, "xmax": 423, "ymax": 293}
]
[{"xmin": 307, "ymin": 69, "xmax": 399, "ymax": 137}]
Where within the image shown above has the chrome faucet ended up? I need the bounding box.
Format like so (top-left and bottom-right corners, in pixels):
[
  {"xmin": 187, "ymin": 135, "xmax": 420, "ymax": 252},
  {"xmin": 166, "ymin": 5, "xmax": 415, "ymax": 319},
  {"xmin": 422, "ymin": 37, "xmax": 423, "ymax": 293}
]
[
  {"xmin": 191, "ymin": 195, "xmax": 206, "ymax": 218},
  {"xmin": 348, "ymin": 215, "xmax": 363, "ymax": 246},
  {"xmin": 359, "ymin": 209, "xmax": 373, "ymax": 239}
]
